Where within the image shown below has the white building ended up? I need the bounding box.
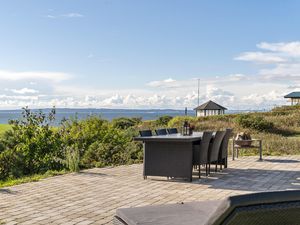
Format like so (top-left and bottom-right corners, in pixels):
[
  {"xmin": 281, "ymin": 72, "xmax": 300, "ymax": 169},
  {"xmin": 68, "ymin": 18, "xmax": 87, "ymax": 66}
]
[
  {"xmin": 284, "ymin": 92, "xmax": 300, "ymax": 105},
  {"xmin": 194, "ymin": 100, "xmax": 227, "ymax": 117}
]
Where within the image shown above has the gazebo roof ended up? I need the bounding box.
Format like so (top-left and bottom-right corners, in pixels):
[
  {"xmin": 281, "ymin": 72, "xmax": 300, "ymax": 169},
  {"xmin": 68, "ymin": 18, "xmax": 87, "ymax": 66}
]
[
  {"xmin": 284, "ymin": 92, "xmax": 300, "ymax": 98},
  {"xmin": 194, "ymin": 100, "xmax": 227, "ymax": 110}
]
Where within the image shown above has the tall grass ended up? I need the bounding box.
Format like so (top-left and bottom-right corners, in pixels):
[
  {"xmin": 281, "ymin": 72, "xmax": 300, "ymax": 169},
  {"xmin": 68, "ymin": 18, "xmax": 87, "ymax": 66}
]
[{"xmin": 65, "ymin": 145, "xmax": 80, "ymax": 172}]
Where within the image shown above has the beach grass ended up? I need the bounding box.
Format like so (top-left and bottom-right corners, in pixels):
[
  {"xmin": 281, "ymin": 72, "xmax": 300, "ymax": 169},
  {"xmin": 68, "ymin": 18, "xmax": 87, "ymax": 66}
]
[{"xmin": 0, "ymin": 124, "xmax": 11, "ymax": 136}]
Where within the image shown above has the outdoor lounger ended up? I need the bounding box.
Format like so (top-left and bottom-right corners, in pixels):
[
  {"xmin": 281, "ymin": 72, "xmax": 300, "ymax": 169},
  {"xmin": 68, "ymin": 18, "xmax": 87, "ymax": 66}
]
[{"xmin": 114, "ymin": 190, "xmax": 300, "ymax": 225}]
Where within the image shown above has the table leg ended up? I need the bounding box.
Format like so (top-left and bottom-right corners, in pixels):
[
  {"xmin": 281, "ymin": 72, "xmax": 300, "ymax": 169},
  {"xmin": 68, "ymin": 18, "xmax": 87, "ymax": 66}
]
[
  {"xmin": 232, "ymin": 139, "xmax": 235, "ymax": 160},
  {"xmin": 143, "ymin": 142, "xmax": 146, "ymax": 179},
  {"xmin": 259, "ymin": 140, "xmax": 263, "ymax": 161}
]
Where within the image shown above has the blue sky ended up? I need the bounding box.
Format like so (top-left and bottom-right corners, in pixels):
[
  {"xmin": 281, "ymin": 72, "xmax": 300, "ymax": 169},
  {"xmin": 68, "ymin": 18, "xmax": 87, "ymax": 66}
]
[{"xmin": 1, "ymin": 0, "xmax": 300, "ymax": 109}]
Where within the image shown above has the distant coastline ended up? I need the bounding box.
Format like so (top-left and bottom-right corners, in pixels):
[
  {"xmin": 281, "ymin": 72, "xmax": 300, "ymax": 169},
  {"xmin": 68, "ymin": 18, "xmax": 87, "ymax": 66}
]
[{"xmin": 0, "ymin": 108, "xmax": 266, "ymax": 124}]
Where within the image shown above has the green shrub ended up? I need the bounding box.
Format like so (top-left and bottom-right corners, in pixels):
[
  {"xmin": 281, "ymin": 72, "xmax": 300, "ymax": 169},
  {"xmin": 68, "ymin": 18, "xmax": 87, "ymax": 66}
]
[
  {"xmin": 81, "ymin": 127, "xmax": 142, "ymax": 168},
  {"xmin": 156, "ymin": 115, "xmax": 173, "ymax": 126},
  {"xmin": 0, "ymin": 107, "xmax": 64, "ymax": 180},
  {"xmin": 0, "ymin": 148, "xmax": 26, "ymax": 180},
  {"xmin": 0, "ymin": 110, "xmax": 144, "ymax": 181},
  {"xmin": 60, "ymin": 116, "xmax": 109, "ymax": 152},
  {"xmin": 235, "ymin": 114, "xmax": 274, "ymax": 132},
  {"xmin": 112, "ymin": 117, "xmax": 142, "ymax": 129}
]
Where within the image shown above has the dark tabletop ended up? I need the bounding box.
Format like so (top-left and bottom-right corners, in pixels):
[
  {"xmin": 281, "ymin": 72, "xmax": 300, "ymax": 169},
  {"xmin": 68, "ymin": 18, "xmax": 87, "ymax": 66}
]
[{"xmin": 134, "ymin": 132, "xmax": 204, "ymax": 142}]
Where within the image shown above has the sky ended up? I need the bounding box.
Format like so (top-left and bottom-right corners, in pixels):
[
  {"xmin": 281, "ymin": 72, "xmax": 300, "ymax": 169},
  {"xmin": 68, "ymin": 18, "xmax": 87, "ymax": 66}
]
[{"xmin": 1, "ymin": 0, "xmax": 300, "ymax": 110}]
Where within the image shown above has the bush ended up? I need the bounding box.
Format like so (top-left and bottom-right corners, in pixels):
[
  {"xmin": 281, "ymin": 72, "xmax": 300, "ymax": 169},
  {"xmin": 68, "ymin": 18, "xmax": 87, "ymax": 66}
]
[
  {"xmin": 156, "ymin": 116, "xmax": 173, "ymax": 126},
  {"xmin": 112, "ymin": 117, "xmax": 142, "ymax": 129},
  {"xmin": 60, "ymin": 116, "xmax": 109, "ymax": 152},
  {"xmin": 60, "ymin": 116, "xmax": 142, "ymax": 168},
  {"xmin": 81, "ymin": 127, "xmax": 142, "ymax": 168},
  {"xmin": 235, "ymin": 114, "xmax": 274, "ymax": 132},
  {"xmin": 0, "ymin": 149, "xmax": 24, "ymax": 180},
  {"xmin": 1, "ymin": 107, "xmax": 64, "ymax": 179},
  {"xmin": 0, "ymin": 110, "xmax": 144, "ymax": 181}
]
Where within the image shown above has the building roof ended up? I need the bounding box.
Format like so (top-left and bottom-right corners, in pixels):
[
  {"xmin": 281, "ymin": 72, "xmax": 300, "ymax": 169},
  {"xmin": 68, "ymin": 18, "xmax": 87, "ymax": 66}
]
[
  {"xmin": 284, "ymin": 92, "xmax": 300, "ymax": 98},
  {"xmin": 194, "ymin": 100, "xmax": 227, "ymax": 110}
]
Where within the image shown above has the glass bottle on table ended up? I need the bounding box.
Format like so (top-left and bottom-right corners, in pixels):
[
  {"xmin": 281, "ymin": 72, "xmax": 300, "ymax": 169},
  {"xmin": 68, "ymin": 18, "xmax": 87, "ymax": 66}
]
[{"xmin": 182, "ymin": 121, "xmax": 188, "ymax": 136}]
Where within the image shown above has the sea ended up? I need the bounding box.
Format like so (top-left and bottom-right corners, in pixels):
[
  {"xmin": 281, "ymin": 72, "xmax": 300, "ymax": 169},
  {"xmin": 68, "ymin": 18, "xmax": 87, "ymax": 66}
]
[{"xmin": 0, "ymin": 108, "xmax": 261, "ymax": 124}]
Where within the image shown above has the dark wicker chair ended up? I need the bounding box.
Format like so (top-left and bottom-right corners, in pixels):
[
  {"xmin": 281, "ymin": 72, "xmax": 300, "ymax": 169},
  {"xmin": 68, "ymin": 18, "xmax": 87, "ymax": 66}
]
[
  {"xmin": 155, "ymin": 129, "xmax": 168, "ymax": 135},
  {"xmin": 167, "ymin": 128, "xmax": 178, "ymax": 134},
  {"xmin": 193, "ymin": 131, "xmax": 213, "ymax": 178},
  {"xmin": 114, "ymin": 190, "xmax": 300, "ymax": 225},
  {"xmin": 139, "ymin": 130, "xmax": 152, "ymax": 137},
  {"xmin": 211, "ymin": 129, "xmax": 232, "ymax": 170},
  {"xmin": 219, "ymin": 128, "xmax": 232, "ymax": 170},
  {"xmin": 208, "ymin": 131, "xmax": 226, "ymax": 173}
]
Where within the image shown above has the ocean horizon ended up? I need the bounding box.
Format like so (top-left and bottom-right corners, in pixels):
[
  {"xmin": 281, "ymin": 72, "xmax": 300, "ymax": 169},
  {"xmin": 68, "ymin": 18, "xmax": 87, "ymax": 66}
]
[{"xmin": 0, "ymin": 108, "xmax": 265, "ymax": 124}]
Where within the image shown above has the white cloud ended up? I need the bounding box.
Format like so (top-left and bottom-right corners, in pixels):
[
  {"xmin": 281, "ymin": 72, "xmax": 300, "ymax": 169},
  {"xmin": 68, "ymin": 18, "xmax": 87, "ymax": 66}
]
[
  {"xmin": 228, "ymin": 74, "xmax": 248, "ymax": 81},
  {"xmin": 235, "ymin": 52, "xmax": 286, "ymax": 63},
  {"xmin": 0, "ymin": 94, "xmax": 39, "ymax": 101},
  {"xmin": 0, "ymin": 70, "xmax": 71, "ymax": 82},
  {"xmin": 205, "ymin": 85, "xmax": 235, "ymax": 106},
  {"xmin": 259, "ymin": 63, "xmax": 300, "ymax": 80},
  {"xmin": 46, "ymin": 12, "xmax": 84, "ymax": 19},
  {"xmin": 206, "ymin": 85, "xmax": 234, "ymax": 97},
  {"xmin": 62, "ymin": 13, "xmax": 84, "ymax": 18},
  {"xmin": 236, "ymin": 41, "xmax": 300, "ymax": 82},
  {"xmin": 46, "ymin": 15, "xmax": 56, "ymax": 19},
  {"xmin": 241, "ymin": 90, "xmax": 285, "ymax": 107},
  {"xmin": 257, "ymin": 42, "xmax": 300, "ymax": 56},
  {"xmin": 287, "ymin": 85, "xmax": 300, "ymax": 90},
  {"xmin": 9, "ymin": 88, "xmax": 39, "ymax": 94},
  {"xmin": 102, "ymin": 94, "xmax": 124, "ymax": 105},
  {"xmin": 0, "ymin": 81, "xmax": 288, "ymax": 110},
  {"xmin": 147, "ymin": 78, "xmax": 178, "ymax": 88}
]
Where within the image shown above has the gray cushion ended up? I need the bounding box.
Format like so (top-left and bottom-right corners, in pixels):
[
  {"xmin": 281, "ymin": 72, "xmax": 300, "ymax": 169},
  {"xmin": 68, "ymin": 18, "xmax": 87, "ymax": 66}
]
[
  {"xmin": 115, "ymin": 190, "xmax": 300, "ymax": 225},
  {"xmin": 116, "ymin": 200, "xmax": 222, "ymax": 225}
]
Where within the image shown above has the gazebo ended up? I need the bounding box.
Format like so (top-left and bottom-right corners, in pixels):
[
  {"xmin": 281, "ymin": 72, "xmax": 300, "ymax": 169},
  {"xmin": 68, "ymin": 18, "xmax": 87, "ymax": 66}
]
[
  {"xmin": 284, "ymin": 92, "xmax": 300, "ymax": 105},
  {"xmin": 194, "ymin": 100, "xmax": 227, "ymax": 117}
]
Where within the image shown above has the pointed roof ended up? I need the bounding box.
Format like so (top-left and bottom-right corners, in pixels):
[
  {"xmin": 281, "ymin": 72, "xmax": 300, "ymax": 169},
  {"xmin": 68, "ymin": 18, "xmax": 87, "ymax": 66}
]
[
  {"xmin": 284, "ymin": 92, "xmax": 300, "ymax": 98},
  {"xmin": 194, "ymin": 100, "xmax": 227, "ymax": 110}
]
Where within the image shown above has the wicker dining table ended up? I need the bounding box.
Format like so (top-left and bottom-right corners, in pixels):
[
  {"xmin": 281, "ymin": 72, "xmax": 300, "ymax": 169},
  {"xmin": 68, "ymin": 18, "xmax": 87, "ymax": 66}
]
[{"xmin": 134, "ymin": 132, "xmax": 204, "ymax": 182}]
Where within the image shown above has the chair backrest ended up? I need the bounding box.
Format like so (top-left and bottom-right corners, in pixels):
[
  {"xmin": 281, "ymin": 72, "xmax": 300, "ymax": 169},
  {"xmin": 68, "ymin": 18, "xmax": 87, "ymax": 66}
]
[
  {"xmin": 219, "ymin": 129, "xmax": 232, "ymax": 159},
  {"xmin": 167, "ymin": 128, "xmax": 178, "ymax": 134},
  {"xmin": 210, "ymin": 190, "xmax": 300, "ymax": 225},
  {"xmin": 155, "ymin": 129, "xmax": 168, "ymax": 135},
  {"xmin": 209, "ymin": 131, "xmax": 226, "ymax": 162},
  {"xmin": 199, "ymin": 131, "xmax": 213, "ymax": 164},
  {"xmin": 139, "ymin": 130, "xmax": 152, "ymax": 137}
]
